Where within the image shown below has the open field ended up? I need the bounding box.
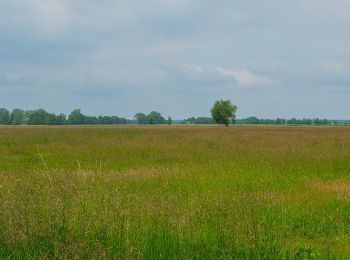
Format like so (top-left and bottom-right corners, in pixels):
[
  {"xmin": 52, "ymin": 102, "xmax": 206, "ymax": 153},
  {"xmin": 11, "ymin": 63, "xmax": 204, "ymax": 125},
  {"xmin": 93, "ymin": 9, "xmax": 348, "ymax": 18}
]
[{"xmin": 1, "ymin": 125, "xmax": 350, "ymax": 258}]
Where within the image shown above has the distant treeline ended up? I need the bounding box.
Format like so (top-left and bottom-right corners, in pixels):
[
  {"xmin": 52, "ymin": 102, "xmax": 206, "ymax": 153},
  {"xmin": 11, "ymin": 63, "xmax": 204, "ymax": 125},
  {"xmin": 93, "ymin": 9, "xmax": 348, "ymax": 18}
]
[
  {"xmin": 181, "ymin": 116, "xmax": 350, "ymax": 125},
  {"xmin": 0, "ymin": 108, "xmax": 349, "ymax": 125},
  {"xmin": 0, "ymin": 108, "xmax": 133, "ymax": 125},
  {"xmin": 0, "ymin": 108, "xmax": 173, "ymax": 125},
  {"xmin": 180, "ymin": 117, "xmax": 215, "ymax": 124},
  {"xmin": 237, "ymin": 117, "xmax": 350, "ymax": 125}
]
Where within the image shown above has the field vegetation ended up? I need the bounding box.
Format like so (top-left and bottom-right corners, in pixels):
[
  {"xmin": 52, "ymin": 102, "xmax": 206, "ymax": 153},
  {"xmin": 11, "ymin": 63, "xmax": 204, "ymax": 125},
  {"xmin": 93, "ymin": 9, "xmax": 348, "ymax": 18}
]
[{"xmin": 1, "ymin": 125, "xmax": 350, "ymax": 258}]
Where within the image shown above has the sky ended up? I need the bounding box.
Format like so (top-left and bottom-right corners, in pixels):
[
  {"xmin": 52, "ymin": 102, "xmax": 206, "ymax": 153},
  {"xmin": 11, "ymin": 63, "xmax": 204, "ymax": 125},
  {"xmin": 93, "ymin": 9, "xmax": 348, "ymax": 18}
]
[{"xmin": 0, "ymin": 0, "xmax": 349, "ymax": 119}]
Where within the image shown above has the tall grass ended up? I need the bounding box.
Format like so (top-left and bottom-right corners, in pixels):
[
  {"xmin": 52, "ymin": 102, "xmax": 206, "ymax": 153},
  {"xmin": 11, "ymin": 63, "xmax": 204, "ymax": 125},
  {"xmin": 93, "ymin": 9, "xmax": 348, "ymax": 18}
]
[{"xmin": 0, "ymin": 125, "xmax": 350, "ymax": 258}]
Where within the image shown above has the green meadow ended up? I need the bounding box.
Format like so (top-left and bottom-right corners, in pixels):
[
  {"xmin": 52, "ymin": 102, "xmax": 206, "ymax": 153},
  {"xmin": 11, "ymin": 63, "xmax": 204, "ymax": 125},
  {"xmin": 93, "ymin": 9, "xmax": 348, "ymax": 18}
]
[{"xmin": 1, "ymin": 125, "xmax": 350, "ymax": 259}]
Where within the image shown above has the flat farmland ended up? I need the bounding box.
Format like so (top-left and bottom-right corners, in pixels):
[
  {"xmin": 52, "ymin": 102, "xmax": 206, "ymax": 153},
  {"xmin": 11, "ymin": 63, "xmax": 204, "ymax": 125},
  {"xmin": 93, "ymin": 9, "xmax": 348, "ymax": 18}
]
[{"xmin": 1, "ymin": 125, "xmax": 350, "ymax": 259}]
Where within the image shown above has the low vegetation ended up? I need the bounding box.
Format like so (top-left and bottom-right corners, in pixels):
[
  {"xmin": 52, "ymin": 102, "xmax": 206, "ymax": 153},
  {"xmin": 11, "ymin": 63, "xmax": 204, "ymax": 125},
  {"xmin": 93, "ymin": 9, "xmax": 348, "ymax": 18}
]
[{"xmin": 1, "ymin": 125, "xmax": 350, "ymax": 258}]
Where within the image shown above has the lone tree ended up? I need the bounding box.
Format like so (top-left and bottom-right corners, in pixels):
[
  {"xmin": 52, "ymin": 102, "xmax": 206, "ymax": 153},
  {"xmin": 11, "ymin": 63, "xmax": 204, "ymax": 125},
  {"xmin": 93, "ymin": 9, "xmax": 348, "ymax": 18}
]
[{"xmin": 211, "ymin": 100, "xmax": 237, "ymax": 126}]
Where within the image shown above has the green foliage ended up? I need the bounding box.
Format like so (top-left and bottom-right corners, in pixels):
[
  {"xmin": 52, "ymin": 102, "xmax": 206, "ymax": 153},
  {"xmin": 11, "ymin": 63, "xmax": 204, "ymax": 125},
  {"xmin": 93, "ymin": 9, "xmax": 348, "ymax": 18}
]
[
  {"xmin": 10, "ymin": 108, "xmax": 25, "ymax": 125},
  {"xmin": 134, "ymin": 113, "xmax": 148, "ymax": 124},
  {"xmin": 27, "ymin": 109, "xmax": 50, "ymax": 125},
  {"xmin": 211, "ymin": 100, "xmax": 237, "ymax": 126},
  {"xmin": 0, "ymin": 108, "xmax": 10, "ymax": 125},
  {"xmin": 180, "ymin": 117, "xmax": 341, "ymax": 125},
  {"xmin": 147, "ymin": 111, "xmax": 166, "ymax": 125},
  {"xmin": 166, "ymin": 116, "xmax": 172, "ymax": 125},
  {"xmin": 2, "ymin": 108, "xmax": 130, "ymax": 125},
  {"xmin": 98, "ymin": 115, "xmax": 128, "ymax": 125},
  {"xmin": 51, "ymin": 113, "xmax": 67, "ymax": 125},
  {"xmin": 236, "ymin": 117, "xmax": 332, "ymax": 125},
  {"xmin": 134, "ymin": 111, "xmax": 166, "ymax": 125},
  {"xmin": 68, "ymin": 109, "xmax": 85, "ymax": 124}
]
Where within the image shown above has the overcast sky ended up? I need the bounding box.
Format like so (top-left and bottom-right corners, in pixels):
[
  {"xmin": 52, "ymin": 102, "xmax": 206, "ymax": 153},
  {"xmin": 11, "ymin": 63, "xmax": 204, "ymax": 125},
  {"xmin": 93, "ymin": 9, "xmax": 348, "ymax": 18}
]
[{"xmin": 0, "ymin": 0, "xmax": 349, "ymax": 119}]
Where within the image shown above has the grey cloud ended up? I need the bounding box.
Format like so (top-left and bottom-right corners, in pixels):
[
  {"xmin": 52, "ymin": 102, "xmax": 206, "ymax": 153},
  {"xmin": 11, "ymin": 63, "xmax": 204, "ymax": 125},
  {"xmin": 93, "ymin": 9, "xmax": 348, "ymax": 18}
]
[{"xmin": 0, "ymin": 0, "xmax": 349, "ymax": 118}]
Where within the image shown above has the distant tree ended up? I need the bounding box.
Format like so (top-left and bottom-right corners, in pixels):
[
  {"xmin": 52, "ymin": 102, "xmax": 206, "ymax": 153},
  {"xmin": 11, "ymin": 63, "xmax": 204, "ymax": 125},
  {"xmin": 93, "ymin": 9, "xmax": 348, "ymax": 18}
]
[
  {"xmin": 321, "ymin": 119, "xmax": 329, "ymax": 125},
  {"xmin": 166, "ymin": 116, "xmax": 173, "ymax": 125},
  {"xmin": 235, "ymin": 117, "xmax": 332, "ymax": 125},
  {"xmin": 47, "ymin": 113, "xmax": 66, "ymax": 125},
  {"xmin": 245, "ymin": 117, "xmax": 260, "ymax": 124},
  {"xmin": 24, "ymin": 110, "xmax": 34, "ymax": 124},
  {"xmin": 47, "ymin": 114, "xmax": 56, "ymax": 125},
  {"xmin": 275, "ymin": 118, "xmax": 286, "ymax": 125},
  {"xmin": 0, "ymin": 108, "xmax": 10, "ymax": 125},
  {"xmin": 287, "ymin": 118, "xmax": 297, "ymax": 125},
  {"xmin": 211, "ymin": 100, "xmax": 237, "ymax": 126},
  {"xmin": 55, "ymin": 113, "xmax": 67, "ymax": 125},
  {"xmin": 301, "ymin": 118, "xmax": 312, "ymax": 125},
  {"xmin": 10, "ymin": 109, "xmax": 25, "ymax": 125},
  {"xmin": 27, "ymin": 109, "xmax": 49, "ymax": 125},
  {"xmin": 195, "ymin": 117, "xmax": 215, "ymax": 124},
  {"xmin": 313, "ymin": 118, "xmax": 320, "ymax": 125},
  {"xmin": 181, "ymin": 117, "xmax": 215, "ymax": 124},
  {"xmin": 314, "ymin": 118, "xmax": 328, "ymax": 125},
  {"xmin": 134, "ymin": 113, "xmax": 148, "ymax": 125},
  {"xmin": 147, "ymin": 111, "xmax": 166, "ymax": 124},
  {"xmin": 84, "ymin": 116, "xmax": 99, "ymax": 124},
  {"xmin": 260, "ymin": 119, "xmax": 275, "ymax": 124},
  {"xmin": 68, "ymin": 109, "xmax": 86, "ymax": 124},
  {"xmin": 98, "ymin": 115, "xmax": 129, "ymax": 125},
  {"xmin": 184, "ymin": 117, "xmax": 196, "ymax": 124}
]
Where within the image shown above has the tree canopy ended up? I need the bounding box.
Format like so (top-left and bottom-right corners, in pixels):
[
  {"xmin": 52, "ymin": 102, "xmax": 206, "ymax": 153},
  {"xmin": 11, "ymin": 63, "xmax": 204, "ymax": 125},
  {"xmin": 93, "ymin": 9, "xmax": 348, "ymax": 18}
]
[
  {"xmin": 147, "ymin": 111, "xmax": 166, "ymax": 125},
  {"xmin": 134, "ymin": 111, "xmax": 166, "ymax": 125},
  {"xmin": 68, "ymin": 109, "xmax": 85, "ymax": 124},
  {"xmin": 211, "ymin": 100, "xmax": 237, "ymax": 126},
  {"xmin": 27, "ymin": 109, "xmax": 50, "ymax": 125},
  {"xmin": 134, "ymin": 113, "xmax": 148, "ymax": 125},
  {"xmin": 10, "ymin": 109, "xmax": 25, "ymax": 125},
  {"xmin": 0, "ymin": 108, "xmax": 10, "ymax": 125}
]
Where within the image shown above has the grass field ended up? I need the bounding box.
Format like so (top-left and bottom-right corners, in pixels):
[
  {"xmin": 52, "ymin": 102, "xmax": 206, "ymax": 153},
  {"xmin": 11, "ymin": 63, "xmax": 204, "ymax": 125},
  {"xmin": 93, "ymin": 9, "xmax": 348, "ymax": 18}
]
[{"xmin": 1, "ymin": 125, "xmax": 350, "ymax": 259}]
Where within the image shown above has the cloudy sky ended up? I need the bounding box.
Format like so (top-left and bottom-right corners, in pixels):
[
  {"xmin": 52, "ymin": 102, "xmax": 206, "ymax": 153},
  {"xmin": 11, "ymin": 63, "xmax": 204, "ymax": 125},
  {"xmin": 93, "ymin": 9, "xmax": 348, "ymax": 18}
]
[{"xmin": 0, "ymin": 0, "xmax": 349, "ymax": 119}]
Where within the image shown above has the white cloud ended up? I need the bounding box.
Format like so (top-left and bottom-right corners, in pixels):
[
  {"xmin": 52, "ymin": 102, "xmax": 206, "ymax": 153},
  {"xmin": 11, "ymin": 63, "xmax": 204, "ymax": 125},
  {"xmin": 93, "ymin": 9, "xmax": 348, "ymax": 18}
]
[
  {"xmin": 183, "ymin": 64, "xmax": 203, "ymax": 73},
  {"xmin": 216, "ymin": 67, "xmax": 274, "ymax": 86},
  {"xmin": 0, "ymin": 0, "xmax": 349, "ymax": 118}
]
